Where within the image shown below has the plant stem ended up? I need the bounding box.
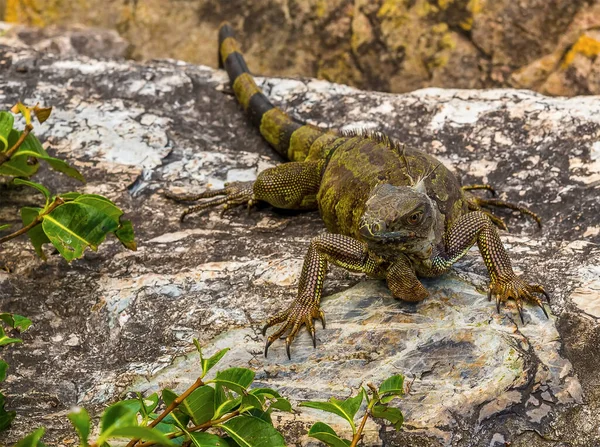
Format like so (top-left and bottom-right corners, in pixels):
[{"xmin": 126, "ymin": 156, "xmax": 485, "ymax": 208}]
[
  {"xmin": 135, "ymin": 410, "xmax": 241, "ymax": 447},
  {"xmin": 0, "ymin": 196, "xmax": 63, "ymax": 245},
  {"xmin": 0, "ymin": 123, "xmax": 33, "ymax": 166},
  {"xmin": 350, "ymin": 402, "xmax": 374, "ymax": 447},
  {"xmin": 126, "ymin": 376, "xmax": 205, "ymax": 447}
]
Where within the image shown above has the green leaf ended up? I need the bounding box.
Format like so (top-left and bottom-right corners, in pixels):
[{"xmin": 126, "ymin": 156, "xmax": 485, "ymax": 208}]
[
  {"xmin": 211, "ymin": 368, "xmax": 255, "ymax": 394},
  {"xmin": 0, "ymin": 325, "xmax": 21, "ymax": 347},
  {"xmin": 0, "ymin": 360, "xmax": 7, "ymax": 382},
  {"xmin": 0, "ymin": 130, "xmax": 39, "ymax": 177},
  {"xmin": 269, "ymin": 398, "xmax": 292, "ymax": 413},
  {"xmin": 217, "ymin": 415, "xmax": 286, "ymax": 447},
  {"xmin": 0, "ymin": 392, "xmax": 16, "ymax": 431},
  {"xmin": 249, "ymin": 388, "xmax": 281, "ymax": 399},
  {"xmin": 11, "ymin": 149, "xmax": 85, "ymax": 183},
  {"xmin": 300, "ymin": 389, "xmax": 364, "ymax": 433},
  {"xmin": 152, "ymin": 420, "xmax": 182, "ymax": 438},
  {"xmin": 181, "ymin": 385, "xmax": 215, "ymax": 425},
  {"xmin": 97, "ymin": 402, "xmax": 138, "ymax": 444},
  {"xmin": 42, "ymin": 202, "xmax": 119, "ymax": 261},
  {"xmin": 0, "ymin": 111, "xmax": 14, "ymax": 151},
  {"xmin": 73, "ymin": 195, "xmax": 122, "ymax": 221},
  {"xmin": 307, "ymin": 422, "xmax": 351, "ymax": 447},
  {"xmin": 378, "ymin": 375, "xmax": 404, "ymax": 400},
  {"xmin": 162, "ymin": 389, "xmax": 178, "ymax": 407},
  {"xmin": 20, "ymin": 207, "xmax": 50, "ymax": 260},
  {"xmin": 188, "ymin": 432, "xmax": 228, "ymax": 447},
  {"xmin": 160, "ymin": 390, "xmax": 191, "ymax": 426},
  {"xmin": 68, "ymin": 407, "xmax": 91, "ymax": 447},
  {"xmin": 0, "ymin": 313, "xmax": 32, "ymax": 332},
  {"xmin": 60, "ymin": 192, "xmax": 82, "ymax": 201},
  {"xmin": 239, "ymin": 393, "xmax": 263, "ymax": 413},
  {"xmin": 13, "ymin": 178, "xmax": 51, "ymax": 206},
  {"xmin": 107, "ymin": 426, "xmax": 175, "ymax": 446},
  {"xmin": 115, "ymin": 219, "xmax": 137, "ymax": 250},
  {"xmin": 194, "ymin": 340, "xmax": 229, "ymax": 378},
  {"xmin": 14, "ymin": 427, "xmax": 45, "ymax": 447},
  {"xmin": 117, "ymin": 398, "xmax": 142, "ymax": 413},
  {"xmin": 139, "ymin": 392, "xmax": 159, "ymax": 416},
  {"xmin": 371, "ymin": 404, "xmax": 403, "ymax": 429},
  {"xmin": 0, "ymin": 224, "xmax": 10, "ymax": 232},
  {"xmin": 214, "ymin": 383, "xmax": 227, "ymax": 408},
  {"xmin": 213, "ymin": 397, "xmax": 241, "ymax": 420},
  {"xmin": 246, "ymin": 408, "xmax": 272, "ymax": 425}
]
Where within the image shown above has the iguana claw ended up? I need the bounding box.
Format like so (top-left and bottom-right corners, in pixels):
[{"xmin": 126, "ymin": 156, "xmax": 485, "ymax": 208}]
[
  {"xmin": 164, "ymin": 181, "xmax": 255, "ymax": 221},
  {"xmin": 488, "ymin": 276, "xmax": 550, "ymax": 323},
  {"xmin": 262, "ymin": 298, "xmax": 325, "ymax": 359}
]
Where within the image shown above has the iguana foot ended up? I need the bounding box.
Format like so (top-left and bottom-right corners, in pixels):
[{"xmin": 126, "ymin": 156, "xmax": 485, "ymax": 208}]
[
  {"xmin": 262, "ymin": 297, "xmax": 326, "ymax": 360},
  {"xmin": 488, "ymin": 275, "xmax": 550, "ymax": 323},
  {"xmin": 165, "ymin": 181, "xmax": 255, "ymax": 221}
]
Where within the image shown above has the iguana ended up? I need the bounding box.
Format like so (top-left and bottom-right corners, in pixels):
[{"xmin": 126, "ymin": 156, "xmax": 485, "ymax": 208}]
[{"xmin": 167, "ymin": 23, "xmax": 550, "ymax": 359}]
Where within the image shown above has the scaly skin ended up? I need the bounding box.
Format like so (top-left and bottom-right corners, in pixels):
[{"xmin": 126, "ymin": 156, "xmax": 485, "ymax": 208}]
[{"xmin": 167, "ymin": 23, "xmax": 549, "ymax": 359}]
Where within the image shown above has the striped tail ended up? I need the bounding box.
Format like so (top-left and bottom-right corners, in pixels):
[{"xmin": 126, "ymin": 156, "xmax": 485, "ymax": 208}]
[{"xmin": 218, "ymin": 23, "xmax": 326, "ymax": 162}]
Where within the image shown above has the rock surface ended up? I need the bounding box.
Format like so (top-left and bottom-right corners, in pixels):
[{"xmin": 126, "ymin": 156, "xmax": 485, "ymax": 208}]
[
  {"xmin": 0, "ymin": 45, "xmax": 599, "ymax": 446},
  {"xmin": 3, "ymin": 0, "xmax": 600, "ymax": 96},
  {"xmin": 0, "ymin": 22, "xmax": 129, "ymax": 59}
]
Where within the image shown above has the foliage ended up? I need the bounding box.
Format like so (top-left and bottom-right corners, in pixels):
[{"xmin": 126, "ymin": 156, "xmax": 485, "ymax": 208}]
[
  {"xmin": 4, "ymin": 336, "xmax": 406, "ymax": 446},
  {"xmin": 301, "ymin": 376, "xmax": 405, "ymax": 447},
  {"xmin": 12, "ymin": 340, "xmax": 291, "ymax": 447},
  {"xmin": 0, "ymin": 313, "xmax": 32, "ymax": 431},
  {"xmin": 0, "ymin": 102, "xmax": 136, "ymax": 261}
]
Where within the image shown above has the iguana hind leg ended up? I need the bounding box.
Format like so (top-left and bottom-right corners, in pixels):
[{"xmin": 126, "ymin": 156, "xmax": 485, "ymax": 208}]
[
  {"xmin": 464, "ymin": 188, "xmax": 541, "ymax": 229},
  {"xmin": 166, "ymin": 160, "xmax": 324, "ymax": 220},
  {"xmin": 429, "ymin": 211, "xmax": 549, "ymax": 323},
  {"xmin": 263, "ymin": 233, "xmax": 386, "ymax": 360}
]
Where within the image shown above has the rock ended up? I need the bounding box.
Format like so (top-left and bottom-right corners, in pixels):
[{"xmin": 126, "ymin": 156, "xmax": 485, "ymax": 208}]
[
  {"xmin": 3, "ymin": 0, "xmax": 600, "ymax": 96},
  {"xmin": 0, "ymin": 22, "xmax": 129, "ymax": 59},
  {"xmin": 0, "ymin": 45, "xmax": 599, "ymax": 446}
]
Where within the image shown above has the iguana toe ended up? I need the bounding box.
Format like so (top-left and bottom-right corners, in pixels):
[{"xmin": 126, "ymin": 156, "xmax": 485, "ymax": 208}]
[
  {"xmin": 262, "ymin": 297, "xmax": 324, "ymax": 359},
  {"xmin": 489, "ymin": 276, "xmax": 550, "ymax": 323},
  {"xmin": 165, "ymin": 181, "xmax": 255, "ymax": 221}
]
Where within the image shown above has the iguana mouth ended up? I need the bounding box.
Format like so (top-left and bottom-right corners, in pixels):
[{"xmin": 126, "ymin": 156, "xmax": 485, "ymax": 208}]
[{"xmin": 360, "ymin": 230, "xmax": 415, "ymax": 244}]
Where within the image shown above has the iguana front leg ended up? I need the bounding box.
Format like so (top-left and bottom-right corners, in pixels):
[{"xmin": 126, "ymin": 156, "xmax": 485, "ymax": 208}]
[
  {"xmin": 263, "ymin": 233, "xmax": 386, "ymax": 359},
  {"xmin": 428, "ymin": 211, "xmax": 549, "ymax": 322},
  {"xmin": 166, "ymin": 160, "xmax": 324, "ymax": 219}
]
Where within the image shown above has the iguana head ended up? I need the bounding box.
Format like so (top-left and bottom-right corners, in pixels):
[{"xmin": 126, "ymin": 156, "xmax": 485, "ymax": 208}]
[{"xmin": 358, "ymin": 183, "xmax": 441, "ymax": 257}]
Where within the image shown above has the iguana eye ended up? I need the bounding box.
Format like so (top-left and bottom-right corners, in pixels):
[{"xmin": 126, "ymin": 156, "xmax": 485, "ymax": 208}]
[{"xmin": 408, "ymin": 211, "xmax": 423, "ymax": 225}]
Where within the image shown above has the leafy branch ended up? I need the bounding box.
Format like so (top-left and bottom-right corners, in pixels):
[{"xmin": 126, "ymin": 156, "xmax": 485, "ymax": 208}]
[
  {"xmin": 0, "ymin": 103, "xmax": 137, "ymax": 261},
  {"xmin": 0, "ymin": 313, "xmax": 32, "ymax": 430},
  {"xmin": 7, "ymin": 336, "xmax": 407, "ymax": 447},
  {"xmin": 0, "ymin": 123, "xmax": 33, "ymax": 166},
  {"xmin": 302, "ymin": 375, "xmax": 405, "ymax": 447}
]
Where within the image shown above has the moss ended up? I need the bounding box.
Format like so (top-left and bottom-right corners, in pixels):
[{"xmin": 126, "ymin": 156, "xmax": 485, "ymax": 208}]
[
  {"xmin": 562, "ymin": 34, "xmax": 600, "ymax": 68},
  {"xmin": 317, "ymin": 53, "xmax": 363, "ymax": 88},
  {"xmin": 437, "ymin": 0, "xmax": 455, "ymax": 10},
  {"xmin": 315, "ymin": 0, "xmax": 329, "ymax": 19}
]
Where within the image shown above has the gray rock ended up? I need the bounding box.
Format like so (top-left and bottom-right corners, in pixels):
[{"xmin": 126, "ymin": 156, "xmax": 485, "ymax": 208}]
[
  {"xmin": 0, "ymin": 22, "xmax": 130, "ymax": 59},
  {"xmin": 0, "ymin": 45, "xmax": 599, "ymax": 446}
]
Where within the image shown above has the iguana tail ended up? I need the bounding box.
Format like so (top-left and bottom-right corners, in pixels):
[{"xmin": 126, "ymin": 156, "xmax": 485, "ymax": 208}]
[{"xmin": 218, "ymin": 23, "xmax": 326, "ymax": 162}]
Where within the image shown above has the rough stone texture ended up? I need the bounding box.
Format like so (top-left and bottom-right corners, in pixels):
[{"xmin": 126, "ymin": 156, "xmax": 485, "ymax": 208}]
[
  {"xmin": 3, "ymin": 0, "xmax": 600, "ymax": 96},
  {"xmin": 0, "ymin": 45, "xmax": 599, "ymax": 446},
  {"xmin": 0, "ymin": 22, "xmax": 129, "ymax": 59}
]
